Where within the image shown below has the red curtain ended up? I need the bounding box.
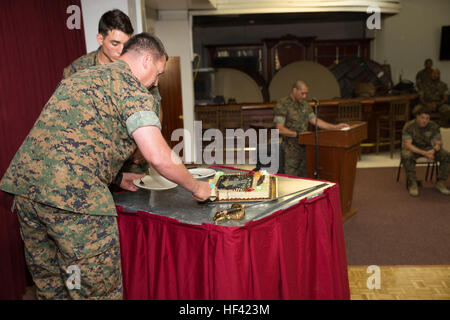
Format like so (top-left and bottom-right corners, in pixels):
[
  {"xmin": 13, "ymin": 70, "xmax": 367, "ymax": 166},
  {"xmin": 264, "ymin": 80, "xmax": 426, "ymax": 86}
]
[{"xmin": 0, "ymin": 0, "xmax": 86, "ymax": 299}]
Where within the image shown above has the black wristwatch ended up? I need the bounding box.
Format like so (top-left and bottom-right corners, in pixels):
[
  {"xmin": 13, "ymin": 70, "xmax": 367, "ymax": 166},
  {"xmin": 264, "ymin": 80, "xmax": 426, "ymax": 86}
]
[{"xmin": 114, "ymin": 172, "xmax": 123, "ymax": 187}]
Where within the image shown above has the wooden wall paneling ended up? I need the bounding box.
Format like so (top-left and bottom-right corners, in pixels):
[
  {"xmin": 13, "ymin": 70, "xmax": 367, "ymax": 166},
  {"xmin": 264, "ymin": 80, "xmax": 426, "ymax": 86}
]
[
  {"xmin": 262, "ymin": 35, "xmax": 315, "ymax": 82},
  {"xmin": 158, "ymin": 57, "xmax": 184, "ymax": 148}
]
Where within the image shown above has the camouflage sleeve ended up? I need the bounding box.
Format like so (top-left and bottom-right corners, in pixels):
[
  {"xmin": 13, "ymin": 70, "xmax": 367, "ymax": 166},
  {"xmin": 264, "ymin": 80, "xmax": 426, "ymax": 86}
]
[
  {"xmin": 273, "ymin": 101, "xmax": 287, "ymax": 124},
  {"xmin": 402, "ymin": 121, "xmax": 413, "ymax": 141},
  {"xmin": 116, "ymin": 80, "xmax": 162, "ymax": 135},
  {"xmin": 126, "ymin": 111, "xmax": 161, "ymax": 135},
  {"xmin": 431, "ymin": 123, "xmax": 442, "ymax": 142}
]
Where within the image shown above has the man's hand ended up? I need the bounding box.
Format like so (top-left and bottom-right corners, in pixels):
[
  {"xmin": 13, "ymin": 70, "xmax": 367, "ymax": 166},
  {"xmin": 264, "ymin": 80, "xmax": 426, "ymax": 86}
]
[
  {"xmin": 423, "ymin": 149, "xmax": 435, "ymax": 161},
  {"xmin": 120, "ymin": 172, "xmax": 146, "ymax": 192},
  {"xmin": 335, "ymin": 123, "xmax": 350, "ymax": 130},
  {"xmin": 192, "ymin": 181, "xmax": 212, "ymax": 202}
]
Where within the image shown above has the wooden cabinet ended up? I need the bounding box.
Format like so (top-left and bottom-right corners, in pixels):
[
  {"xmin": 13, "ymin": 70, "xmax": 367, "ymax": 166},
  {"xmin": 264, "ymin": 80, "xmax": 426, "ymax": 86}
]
[
  {"xmin": 206, "ymin": 43, "xmax": 263, "ymax": 76},
  {"xmin": 205, "ymin": 36, "xmax": 374, "ymax": 102},
  {"xmin": 314, "ymin": 38, "xmax": 373, "ymax": 67},
  {"xmin": 262, "ymin": 35, "xmax": 315, "ymax": 82}
]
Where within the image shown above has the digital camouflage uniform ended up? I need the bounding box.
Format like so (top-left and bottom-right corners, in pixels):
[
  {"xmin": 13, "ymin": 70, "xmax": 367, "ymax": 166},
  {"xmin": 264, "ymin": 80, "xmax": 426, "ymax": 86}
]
[
  {"xmin": 401, "ymin": 119, "xmax": 450, "ymax": 183},
  {"xmin": 0, "ymin": 60, "xmax": 161, "ymax": 299},
  {"xmin": 62, "ymin": 49, "xmax": 100, "ymax": 80},
  {"xmin": 62, "ymin": 48, "xmax": 162, "ymax": 105},
  {"xmin": 62, "ymin": 48, "xmax": 162, "ymax": 175},
  {"xmin": 415, "ymin": 68, "xmax": 432, "ymax": 91},
  {"xmin": 273, "ymin": 97, "xmax": 315, "ymax": 177},
  {"xmin": 414, "ymin": 80, "xmax": 450, "ymax": 127},
  {"xmin": 14, "ymin": 195, "xmax": 121, "ymax": 299}
]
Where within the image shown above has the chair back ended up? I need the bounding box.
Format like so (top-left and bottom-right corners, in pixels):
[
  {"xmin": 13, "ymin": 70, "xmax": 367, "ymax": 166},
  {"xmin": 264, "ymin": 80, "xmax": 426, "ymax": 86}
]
[
  {"xmin": 389, "ymin": 100, "xmax": 410, "ymax": 121},
  {"xmin": 219, "ymin": 105, "xmax": 243, "ymax": 132},
  {"xmin": 337, "ymin": 101, "xmax": 362, "ymax": 122},
  {"xmin": 441, "ymin": 127, "xmax": 450, "ymax": 152},
  {"xmin": 195, "ymin": 106, "xmax": 220, "ymax": 130}
]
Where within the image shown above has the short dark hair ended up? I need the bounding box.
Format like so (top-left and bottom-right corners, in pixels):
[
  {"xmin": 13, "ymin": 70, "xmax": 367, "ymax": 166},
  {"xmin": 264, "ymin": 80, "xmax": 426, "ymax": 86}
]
[
  {"xmin": 121, "ymin": 33, "xmax": 168, "ymax": 61},
  {"xmin": 414, "ymin": 105, "xmax": 431, "ymax": 116},
  {"xmin": 98, "ymin": 9, "xmax": 134, "ymax": 36}
]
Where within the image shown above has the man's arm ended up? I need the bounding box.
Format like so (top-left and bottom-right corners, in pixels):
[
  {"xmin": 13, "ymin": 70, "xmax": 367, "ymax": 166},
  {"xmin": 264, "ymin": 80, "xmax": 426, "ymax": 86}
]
[
  {"xmin": 275, "ymin": 123, "xmax": 298, "ymax": 138},
  {"xmin": 132, "ymin": 125, "xmax": 211, "ymax": 201},
  {"xmin": 309, "ymin": 117, "xmax": 349, "ymax": 130},
  {"xmin": 432, "ymin": 138, "xmax": 443, "ymax": 152},
  {"xmin": 440, "ymin": 93, "xmax": 448, "ymax": 105},
  {"xmin": 403, "ymin": 139, "xmax": 442, "ymax": 161}
]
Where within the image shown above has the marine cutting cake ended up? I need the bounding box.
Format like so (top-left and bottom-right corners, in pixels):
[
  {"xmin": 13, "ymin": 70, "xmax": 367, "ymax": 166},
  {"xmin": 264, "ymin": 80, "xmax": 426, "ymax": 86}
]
[{"xmin": 209, "ymin": 170, "xmax": 277, "ymax": 201}]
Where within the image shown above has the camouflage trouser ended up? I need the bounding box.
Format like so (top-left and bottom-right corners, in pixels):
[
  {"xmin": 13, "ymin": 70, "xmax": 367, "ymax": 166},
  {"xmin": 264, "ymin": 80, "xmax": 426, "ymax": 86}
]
[
  {"xmin": 401, "ymin": 148, "xmax": 450, "ymax": 182},
  {"xmin": 281, "ymin": 138, "xmax": 307, "ymax": 177},
  {"xmin": 14, "ymin": 195, "xmax": 123, "ymax": 300},
  {"xmin": 412, "ymin": 103, "xmax": 450, "ymax": 127}
]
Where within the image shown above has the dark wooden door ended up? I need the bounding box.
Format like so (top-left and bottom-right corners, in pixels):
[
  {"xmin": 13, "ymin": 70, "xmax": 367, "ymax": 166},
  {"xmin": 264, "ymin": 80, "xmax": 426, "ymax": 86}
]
[{"xmin": 158, "ymin": 56, "xmax": 184, "ymax": 147}]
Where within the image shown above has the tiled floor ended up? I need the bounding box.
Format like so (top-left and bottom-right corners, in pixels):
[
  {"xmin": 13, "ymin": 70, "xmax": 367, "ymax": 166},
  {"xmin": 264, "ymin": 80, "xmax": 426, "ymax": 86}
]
[
  {"xmin": 348, "ymin": 265, "xmax": 450, "ymax": 300},
  {"xmin": 357, "ymin": 151, "xmax": 401, "ymax": 168}
]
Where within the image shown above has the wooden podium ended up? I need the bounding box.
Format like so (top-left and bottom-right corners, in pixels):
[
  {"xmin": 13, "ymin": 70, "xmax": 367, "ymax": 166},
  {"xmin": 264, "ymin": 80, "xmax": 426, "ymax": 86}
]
[{"xmin": 298, "ymin": 121, "xmax": 367, "ymax": 222}]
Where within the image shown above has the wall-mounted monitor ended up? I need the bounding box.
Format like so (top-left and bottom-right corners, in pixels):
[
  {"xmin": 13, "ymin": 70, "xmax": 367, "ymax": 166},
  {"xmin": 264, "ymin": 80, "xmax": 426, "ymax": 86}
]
[{"xmin": 440, "ymin": 26, "xmax": 450, "ymax": 60}]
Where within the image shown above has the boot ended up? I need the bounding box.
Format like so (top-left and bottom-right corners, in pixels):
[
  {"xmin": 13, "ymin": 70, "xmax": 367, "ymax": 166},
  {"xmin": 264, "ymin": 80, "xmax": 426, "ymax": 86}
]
[
  {"xmin": 435, "ymin": 180, "xmax": 450, "ymax": 195},
  {"xmin": 408, "ymin": 180, "xmax": 419, "ymax": 197}
]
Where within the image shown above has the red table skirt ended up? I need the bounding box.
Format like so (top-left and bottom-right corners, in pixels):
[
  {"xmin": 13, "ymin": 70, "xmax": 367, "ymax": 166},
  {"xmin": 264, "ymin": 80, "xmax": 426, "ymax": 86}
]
[{"xmin": 117, "ymin": 183, "xmax": 350, "ymax": 300}]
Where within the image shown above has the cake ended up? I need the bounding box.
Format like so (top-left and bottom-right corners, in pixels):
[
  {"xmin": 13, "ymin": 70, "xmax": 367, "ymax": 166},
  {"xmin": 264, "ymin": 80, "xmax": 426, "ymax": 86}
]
[{"xmin": 209, "ymin": 170, "xmax": 277, "ymax": 201}]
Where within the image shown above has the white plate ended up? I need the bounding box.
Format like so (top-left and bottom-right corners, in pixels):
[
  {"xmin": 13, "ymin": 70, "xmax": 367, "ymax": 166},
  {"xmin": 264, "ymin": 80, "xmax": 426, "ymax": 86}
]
[
  {"xmin": 133, "ymin": 175, "xmax": 177, "ymax": 190},
  {"xmin": 188, "ymin": 168, "xmax": 216, "ymax": 179}
]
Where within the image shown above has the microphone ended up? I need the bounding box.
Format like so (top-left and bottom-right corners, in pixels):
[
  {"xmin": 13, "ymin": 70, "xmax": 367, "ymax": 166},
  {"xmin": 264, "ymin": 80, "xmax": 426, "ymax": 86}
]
[{"xmin": 311, "ymin": 97, "xmax": 320, "ymax": 179}]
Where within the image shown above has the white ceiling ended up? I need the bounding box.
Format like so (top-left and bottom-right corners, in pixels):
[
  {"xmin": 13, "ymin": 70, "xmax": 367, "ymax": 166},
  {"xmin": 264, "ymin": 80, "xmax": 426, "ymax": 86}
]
[
  {"xmin": 145, "ymin": 0, "xmax": 216, "ymax": 10},
  {"xmin": 146, "ymin": 0, "xmax": 401, "ymax": 14}
]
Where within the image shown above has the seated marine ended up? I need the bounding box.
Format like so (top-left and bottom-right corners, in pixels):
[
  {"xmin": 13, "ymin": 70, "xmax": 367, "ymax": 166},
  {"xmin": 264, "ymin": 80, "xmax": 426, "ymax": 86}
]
[{"xmin": 401, "ymin": 106, "xmax": 450, "ymax": 197}]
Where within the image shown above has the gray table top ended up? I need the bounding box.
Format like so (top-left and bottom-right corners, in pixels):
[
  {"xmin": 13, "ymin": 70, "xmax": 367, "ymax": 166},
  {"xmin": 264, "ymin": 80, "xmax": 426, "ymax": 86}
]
[{"xmin": 113, "ymin": 168, "xmax": 333, "ymax": 227}]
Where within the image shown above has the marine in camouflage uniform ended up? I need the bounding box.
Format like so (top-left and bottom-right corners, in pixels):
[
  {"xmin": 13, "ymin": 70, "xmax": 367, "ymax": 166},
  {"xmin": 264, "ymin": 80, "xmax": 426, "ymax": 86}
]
[
  {"xmin": 0, "ymin": 58, "xmax": 162, "ymax": 299},
  {"xmin": 415, "ymin": 68, "xmax": 432, "ymax": 91},
  {"xmin": 273, "ymin": 96, "xmax": 315, "ymax": 177},
  {"xmin": 63, "ymin": 48, "xmax": 162, "ymax": 178},
  {"xmin": 413, "ymin": 69, "xmax": 450, "ymax": 127},
  {"xmin": 62, "ymin": 48, "xmax": 162, "ymax": 108},
  {"xmin": 401, "ymin": 114, "xmax": 450, "ymax": 196},
  {"xmin": 415, "ymin": 59, "xmax": 433, "ymax": 91}
]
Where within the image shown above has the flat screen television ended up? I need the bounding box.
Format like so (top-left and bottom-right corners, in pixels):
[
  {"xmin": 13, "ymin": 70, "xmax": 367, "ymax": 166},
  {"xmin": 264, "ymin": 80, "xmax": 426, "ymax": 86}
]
[{"xmin": 440, "ymin": 26, "xmax": 450, "ymax": 60}]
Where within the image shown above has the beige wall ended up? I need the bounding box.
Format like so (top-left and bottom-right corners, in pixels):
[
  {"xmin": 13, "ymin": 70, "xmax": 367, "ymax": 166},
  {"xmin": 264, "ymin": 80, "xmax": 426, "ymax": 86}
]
[
  {"xmin": 154, "ymin": 11, "xmax": 197, "ymax": 162},
  {"xmin": 370, "ymin": 0, "xmax": 450, "ymax": 86}
]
